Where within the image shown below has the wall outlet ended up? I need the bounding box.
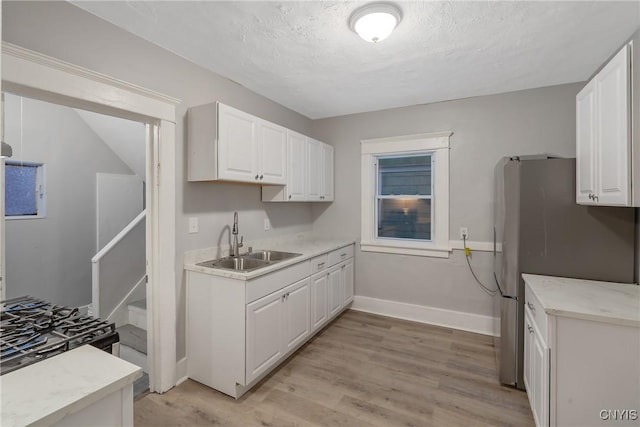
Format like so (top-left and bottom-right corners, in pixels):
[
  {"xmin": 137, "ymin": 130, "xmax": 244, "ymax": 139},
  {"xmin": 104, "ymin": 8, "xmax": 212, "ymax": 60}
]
[
  {"xmin": 264, "ymin": 218, "xmax": 271, "ymax": 231},
  {"xmin": 188, "ymin": 217, "xmax": 198, "ymax": 234},
  {"xmin": 459, "ymin": 227, "xmax": 469, "ymax": 240}
]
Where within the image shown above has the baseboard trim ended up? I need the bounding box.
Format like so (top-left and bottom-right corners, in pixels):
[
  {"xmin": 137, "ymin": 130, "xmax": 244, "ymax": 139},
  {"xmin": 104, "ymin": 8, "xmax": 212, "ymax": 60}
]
[
  {"xmin": 176, "ymin": 356, "xmax": 188, "ymax": 386},
  {"xmin": 351, "ymin": 295, "xmax": 498, "ymax": 336}
]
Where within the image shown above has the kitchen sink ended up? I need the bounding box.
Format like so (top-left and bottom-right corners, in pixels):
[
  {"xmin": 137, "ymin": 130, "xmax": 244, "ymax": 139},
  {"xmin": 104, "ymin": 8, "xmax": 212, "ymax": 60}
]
[
  {"xmin": 196, "ymin": 250, "xmax": 301, "ymax": 272},
  {"xmin": 244, "ymin": 250, "xmax": 301, "ymax": 262}
]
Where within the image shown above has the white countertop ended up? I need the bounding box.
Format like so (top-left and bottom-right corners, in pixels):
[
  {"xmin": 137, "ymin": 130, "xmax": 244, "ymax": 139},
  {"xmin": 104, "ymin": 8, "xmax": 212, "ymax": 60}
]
[
  {"xmin": 184, "ymin": 237, "xmax": 356, "ymax": 280},
  {"xmin": 0, "ymin": 345, "xmax": 142, "ymax": 427},
  {"xmin": 523, "ymin": 274, "xmax": 640, "ymax": 327}
]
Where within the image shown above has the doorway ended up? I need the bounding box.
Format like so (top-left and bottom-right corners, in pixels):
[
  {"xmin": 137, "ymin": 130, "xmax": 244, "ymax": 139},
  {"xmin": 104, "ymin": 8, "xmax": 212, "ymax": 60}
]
[{"xmin": 1, "ymin": 42, "xmax": 179, "ymax": 393}]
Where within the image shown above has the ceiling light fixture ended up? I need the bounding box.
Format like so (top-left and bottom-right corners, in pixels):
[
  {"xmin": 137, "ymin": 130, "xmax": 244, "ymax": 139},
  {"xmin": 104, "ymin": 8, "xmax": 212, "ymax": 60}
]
[{"xmin": 349, "ymin": 3, "xmax": 402, "ymax": 43}]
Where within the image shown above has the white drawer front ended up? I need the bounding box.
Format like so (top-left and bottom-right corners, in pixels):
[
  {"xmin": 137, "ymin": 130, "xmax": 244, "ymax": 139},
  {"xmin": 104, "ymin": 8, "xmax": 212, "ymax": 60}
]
[
  {"xmin": 327, "ymin": 244, "xmax": 354, "ymax": 267},
  {"xmin": 525, "ymin": 283, "xmax": 548, "ymax": 344},
  {"xmin": 310, "ymin": 254, "xmax": 328, "ymax": 273},
  {"xmin": 246, "ymin": 260, "xmax": 311, "ymax": 303}
]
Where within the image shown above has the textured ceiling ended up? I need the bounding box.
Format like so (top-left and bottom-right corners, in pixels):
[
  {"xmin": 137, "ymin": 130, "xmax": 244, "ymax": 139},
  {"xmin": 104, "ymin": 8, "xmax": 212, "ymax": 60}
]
[{"xmin": 71, "ymin": 1, "xmax": 640, "ymax": 119}]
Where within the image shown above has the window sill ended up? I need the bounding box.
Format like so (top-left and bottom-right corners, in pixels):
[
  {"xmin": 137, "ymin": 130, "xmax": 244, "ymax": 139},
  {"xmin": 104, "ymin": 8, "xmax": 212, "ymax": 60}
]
[
  {"xmin": 360, "ymin": 241, "xmax": 451, "ymax": 258},
  {"xmin": 5, "ymin": 215, "xmax": 46, "ymax": 221}
]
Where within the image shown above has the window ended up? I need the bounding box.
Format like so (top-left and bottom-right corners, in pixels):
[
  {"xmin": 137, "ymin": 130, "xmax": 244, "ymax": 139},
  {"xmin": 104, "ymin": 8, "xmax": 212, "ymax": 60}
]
[
  {"xmin": 361, "ymin": 132, "xmax": 451, "ymax": 258},
  {"xmin": 4, "ymin": 161, "xmax": 46, "ymax": 219}
]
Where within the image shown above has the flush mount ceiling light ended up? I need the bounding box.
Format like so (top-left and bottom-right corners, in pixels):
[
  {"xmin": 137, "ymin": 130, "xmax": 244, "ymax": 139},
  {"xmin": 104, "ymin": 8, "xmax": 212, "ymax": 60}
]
[{"xmin": 349, "ymin": 3, "xmax": 402, "ymax": 43}]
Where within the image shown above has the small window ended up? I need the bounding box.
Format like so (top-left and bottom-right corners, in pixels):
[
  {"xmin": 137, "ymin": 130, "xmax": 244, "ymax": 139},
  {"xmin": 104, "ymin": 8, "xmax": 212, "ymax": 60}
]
[
  {"xmin": 5, "ymin": 161, "xmax": 46, "ymax": 219},
  {"xmin": 361, "ymin": 132, "xmax": 451, "ymax": 258}
]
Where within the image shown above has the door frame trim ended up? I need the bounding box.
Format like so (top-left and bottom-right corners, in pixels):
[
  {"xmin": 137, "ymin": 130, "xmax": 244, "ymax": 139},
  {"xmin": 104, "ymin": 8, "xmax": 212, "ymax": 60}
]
[{"xmin": 1, "ymin": 41, "xmax": 180, "ymax": 393}]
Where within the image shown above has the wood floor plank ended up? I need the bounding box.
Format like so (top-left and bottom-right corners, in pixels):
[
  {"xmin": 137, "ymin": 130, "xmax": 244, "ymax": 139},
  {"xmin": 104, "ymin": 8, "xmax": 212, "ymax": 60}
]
[{"xmin": 135, "ymin": 309, "xmax": 534, "ymax": 427}]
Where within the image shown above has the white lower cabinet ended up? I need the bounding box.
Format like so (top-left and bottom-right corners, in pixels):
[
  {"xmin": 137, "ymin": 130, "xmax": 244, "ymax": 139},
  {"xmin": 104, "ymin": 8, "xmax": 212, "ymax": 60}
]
[
  {"xmin": 327, "ymin": 265, "xmax": 343, "ymax": 318},
  {"xmin": 524, "ymin": 280, "xmax": 639, "ymax": 427},
  {"xmin": 246, "ymin": 278, "xmax": 309, "ymax": 384},
  {"xmin": 524, "ymin": 309, "xmax": 549, "ymax": 427},
  {"xmin": 246, "ymin": 289, "xmax": 285, "ymax": 384},
  {"xmin": 310, "ymin": 271, "xmax": 328, "ymax": 332},
  {"xmin": 186, "ymin": 243, "xmax": 355, "ymax": 399}
]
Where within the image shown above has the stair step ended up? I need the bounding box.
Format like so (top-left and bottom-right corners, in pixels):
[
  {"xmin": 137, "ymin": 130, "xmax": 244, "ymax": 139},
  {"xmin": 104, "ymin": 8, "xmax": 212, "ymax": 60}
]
[
  {"xmin": 129, "ymin": 299, "xmax": 147, "ymax": 310},
  {"xmin": 117, "ymin": 324, "xmax": 147, "ymax": 355},
  {"xmin": 128, "ymin": 299, "xmax": 147, "ymax": 330}
]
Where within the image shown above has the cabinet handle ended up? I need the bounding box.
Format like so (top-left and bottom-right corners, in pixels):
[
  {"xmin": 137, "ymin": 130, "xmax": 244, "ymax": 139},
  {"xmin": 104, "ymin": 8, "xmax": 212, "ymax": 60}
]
[
  {"xmin": 288, "ymin": 195, "xmax": 292, "ymax": 199},
  {"xmin": 317, "ymin": 262, "xmax": 325, "ymax": 269},
  {"xmin": 527, "ymin": 302, "xmax": 536, "ymax": 314},
  {"xmin": 255, "ymin": 174, "xmax": 259, "ymax": 180},
  {"xmin": 527, "ymin": 324, "xmax": 534, "ymax": 334},
  {"xmin": 260, "ymin": 175, "xmax": 264, "ymax": 180},
  {"xmin": 281, "ymin": 294, "xmax": 286, "ymax": 302},
  {"xmin": 588, "ymin": 193, "xmax": 593, "ymax": 200},
  {"xmin": 593, "ymin": 194, "xmax": 598, "ymax": 202}
]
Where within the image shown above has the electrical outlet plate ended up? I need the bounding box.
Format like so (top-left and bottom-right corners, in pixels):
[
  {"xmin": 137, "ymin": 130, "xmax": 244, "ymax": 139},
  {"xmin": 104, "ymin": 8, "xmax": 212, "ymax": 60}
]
[
  {"xmin": 459, "ymin": 227, "xmax": 468, "ymax": 240},
  {"xmin": 264, "ymin": 218, "xmax": 271, "ymax": 231}
]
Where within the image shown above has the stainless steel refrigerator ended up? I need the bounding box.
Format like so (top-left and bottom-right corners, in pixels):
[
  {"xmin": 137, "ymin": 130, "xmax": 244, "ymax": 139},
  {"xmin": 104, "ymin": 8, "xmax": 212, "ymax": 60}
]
[{"xmin": 493, "ymin": 156, "xmax": 635, "ymax": 389}]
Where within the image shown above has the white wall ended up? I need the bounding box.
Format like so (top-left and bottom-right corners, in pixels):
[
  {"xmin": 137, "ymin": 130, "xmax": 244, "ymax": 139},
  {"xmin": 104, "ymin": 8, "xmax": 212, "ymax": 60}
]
[
  {"xmin": 2, "ymin": 1, "xmax": 315, "ymax": 358},
  {"xmin": 4, "ymin": 94, "xmax": 134, "ymax": 307},
  {"xmin": 310, "ymin": 83, "xmax": 581, "ymax": 318}
]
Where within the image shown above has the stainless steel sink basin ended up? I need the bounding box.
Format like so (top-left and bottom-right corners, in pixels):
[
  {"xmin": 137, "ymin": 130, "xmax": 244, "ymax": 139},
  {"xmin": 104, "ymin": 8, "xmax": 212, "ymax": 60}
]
[
  {"xmin": 197, "ymin": 257, "xmax": 269, "ymax": 272},
  {"xmin": 244, "ymin": 250, "xmax": 301, "ymax": 262},
  {"xmin": 196, "ymin": 250, "xmax": 301, "ymax": 272}
]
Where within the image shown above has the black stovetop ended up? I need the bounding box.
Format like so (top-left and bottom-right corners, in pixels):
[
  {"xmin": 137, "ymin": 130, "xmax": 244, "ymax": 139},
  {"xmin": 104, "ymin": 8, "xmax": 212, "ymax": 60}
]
[{"xmin": 0, "ymin": 296, "xmax": 119, "ymax": 375}]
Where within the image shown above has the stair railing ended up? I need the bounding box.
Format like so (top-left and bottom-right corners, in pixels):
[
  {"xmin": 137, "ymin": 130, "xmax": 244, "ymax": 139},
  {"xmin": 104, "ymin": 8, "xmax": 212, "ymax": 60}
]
[{"xmin": 91, "ymin": 210, "xmax": 146, "ymax": 318}]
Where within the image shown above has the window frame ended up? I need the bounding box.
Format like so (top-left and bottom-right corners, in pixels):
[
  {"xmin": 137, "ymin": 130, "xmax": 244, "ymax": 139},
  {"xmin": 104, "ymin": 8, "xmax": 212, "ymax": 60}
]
[
  {"xmin": 4, "ymin": 160, "xmax": 46, "ymax": 220},
  {"xmin": 361, "ymin": 132, "xmax": 451, "ymax": 258}
]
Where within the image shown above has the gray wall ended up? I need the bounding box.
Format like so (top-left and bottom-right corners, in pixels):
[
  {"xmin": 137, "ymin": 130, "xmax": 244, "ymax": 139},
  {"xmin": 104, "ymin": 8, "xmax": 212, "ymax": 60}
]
[
  {"xmin": 310, "ymin": 84, "xmax": 581, "ymax": 317},
  {"xmin": 2, "ymin": 1, "xmax": 315, "ymax": 359},
  {"xmin": 4, "ymin": 94, "xmax": 134, "ymax": 307}
]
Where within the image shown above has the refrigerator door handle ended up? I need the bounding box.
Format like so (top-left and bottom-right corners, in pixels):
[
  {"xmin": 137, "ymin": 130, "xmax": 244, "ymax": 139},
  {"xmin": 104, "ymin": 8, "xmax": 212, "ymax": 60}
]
[{"xmin": 494, "ymin": 272, "xmax": 518, "ymax": 300}]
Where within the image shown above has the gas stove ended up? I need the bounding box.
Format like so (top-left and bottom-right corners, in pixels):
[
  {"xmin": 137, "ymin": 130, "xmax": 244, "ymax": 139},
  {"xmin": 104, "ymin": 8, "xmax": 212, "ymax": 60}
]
[{"xmin": 0, "ymin": 296, "xmax": 119, "ymax": 375}]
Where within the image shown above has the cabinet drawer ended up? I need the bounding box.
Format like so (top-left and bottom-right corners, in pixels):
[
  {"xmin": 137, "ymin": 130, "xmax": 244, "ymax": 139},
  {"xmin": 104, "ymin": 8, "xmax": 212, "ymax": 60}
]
[
  {"xmin": 310, "ymin": 254, "xmax": 328, "ymax": 273},
  {"xmin": 327, "ymin": 245, "xmax": 354, "ymax": 267},
  {"xmin": 246, "ymin": 260, "xmax": 311, "ymax": 303},
  {"xmin": 525, "ymin": 284, "xmax": 548, "ymax": 344}
]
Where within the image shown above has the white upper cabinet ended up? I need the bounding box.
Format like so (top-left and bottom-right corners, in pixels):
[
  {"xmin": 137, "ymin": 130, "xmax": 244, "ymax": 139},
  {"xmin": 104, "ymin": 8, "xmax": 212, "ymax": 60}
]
[
  {"xmin": 218, "ymin": 103, "xmax": 258, "ymax": 182},
  {"xmin": 576, "ymin": 79, "xmax": 597, "ymax": 205},
  {"xmin": 262, "ymin": 134, "xmax": 335, "ymax": 202},
  {"xmin": 322, "ymin": 143, "xmax": 334, "ymax": 202},
  {"xmin": 576, "ymin": 43, "xmax": 634, "ymax": 206},
  {"xmin": 307, "ymin": 138, "xmax": 322, "ymax": 201},
  {"xmin": 188, "ymin": 102, "xmax": 286, "ymax": 185},
  {"xmin": 285, "ymin": 130, "xmax": 308, "ymax": 201},
  {"xmin": 257, "ymin": 119, "xmax": 287, "ymax": 185}
]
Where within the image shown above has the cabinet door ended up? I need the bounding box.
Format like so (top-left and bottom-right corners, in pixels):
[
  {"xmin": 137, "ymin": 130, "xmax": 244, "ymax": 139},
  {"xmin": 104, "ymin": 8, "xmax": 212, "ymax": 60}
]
[
  {"xmin": 596, "ymin": 45, "xmax": 630, "ymax": 206},
  {"xmin": 533, "ymin": 332, "xmax": 549, "ymax": 427},
  {"xmin": 286, "ymin": 131, "xmax": 308, "ymax": 201},
  {"xmin": 258, "ymin": 120, "xmax": 287, "ymax": 185},
  {"xmin": 283, "ymin": 278, "xmax": 311, "ymax": 352},
  {"xmin": 341, "ymin": 259, "xmax": 354, "ymax": 306},
  {"xmin": 322, "ymin": 143, "xmax": 334, "ymax": 201},
  {"xmin": 576, "ymin": 79, "xmax": 597, "ymax": 205},
  {"xmin": 307, "ymin": 138, "xmax": 322, "ymax": 201},
  {"xmin": 246, "ymin": 291, "xmax": 283, "ymax": 384},
  {"xmin": 310, "ymin": 271, "xmax": 328, "ymax": 331},
  {"xmin": 218, "ymin": 104, "xmax": 258, "ymax": 182},
  {"xmin": 327, "ymin": 265, "xmax": 342, "ymax": 317},
  {"xmin": 524, "ymin": 313, "xmax": 536, "ymax": 412}
]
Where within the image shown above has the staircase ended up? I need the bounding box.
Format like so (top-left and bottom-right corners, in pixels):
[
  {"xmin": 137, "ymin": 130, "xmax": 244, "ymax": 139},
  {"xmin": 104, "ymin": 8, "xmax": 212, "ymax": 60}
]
[{"xmin": 117, "ymin": 298, "xmax": 149, "ymax": 396}]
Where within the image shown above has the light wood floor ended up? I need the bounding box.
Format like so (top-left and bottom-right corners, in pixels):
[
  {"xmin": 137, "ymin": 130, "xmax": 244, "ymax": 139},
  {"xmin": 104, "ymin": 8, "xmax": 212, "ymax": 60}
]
[{"xmin": 135, "ymin": 310, "xmax": 534, "ymax": 427}]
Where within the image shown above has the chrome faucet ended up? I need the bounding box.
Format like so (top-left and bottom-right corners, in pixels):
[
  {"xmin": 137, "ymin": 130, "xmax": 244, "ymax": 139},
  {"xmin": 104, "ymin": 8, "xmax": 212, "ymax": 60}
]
[{"xmin": 231, "ymin": 211, "xmax": 244, "ymax": 257}]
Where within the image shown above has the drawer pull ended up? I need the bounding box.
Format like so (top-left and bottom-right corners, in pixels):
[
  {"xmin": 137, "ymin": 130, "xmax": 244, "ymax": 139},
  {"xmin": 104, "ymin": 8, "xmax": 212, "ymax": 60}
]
[
  {"xmin": 340, "ymin": 253, "xmax": 346, "ymax": 258},
  {"xmin": 527, "ymin": 302, "xmax": 536, "ymax": 314},
  {"xmin": 317, "ymin": 262, "xmax": 325, "ymax": 268}
]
